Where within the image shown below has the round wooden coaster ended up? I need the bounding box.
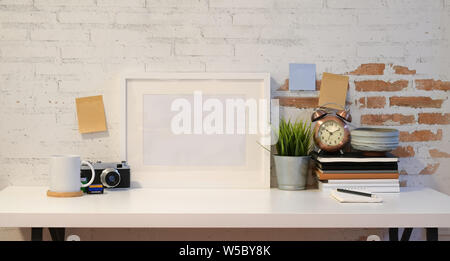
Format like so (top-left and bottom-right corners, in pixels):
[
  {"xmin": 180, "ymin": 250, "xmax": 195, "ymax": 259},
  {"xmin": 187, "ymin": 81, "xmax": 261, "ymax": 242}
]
[{"xmin": 47, "ymin": 190, "xmax": 83, "ymax": 198}]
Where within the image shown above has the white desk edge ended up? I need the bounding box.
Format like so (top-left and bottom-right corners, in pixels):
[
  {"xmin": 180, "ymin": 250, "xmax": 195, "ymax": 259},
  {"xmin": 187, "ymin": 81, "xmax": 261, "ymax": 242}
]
[{"xmin": 0, "ymin": 186, "xmax": 450, "ymax": 228}]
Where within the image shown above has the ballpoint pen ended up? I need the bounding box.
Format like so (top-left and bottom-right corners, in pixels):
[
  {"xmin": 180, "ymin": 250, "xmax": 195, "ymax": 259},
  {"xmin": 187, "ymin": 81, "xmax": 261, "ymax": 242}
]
[{"xmin": 336, "ymin": 188, "xmax": 377, "ymax": 198}]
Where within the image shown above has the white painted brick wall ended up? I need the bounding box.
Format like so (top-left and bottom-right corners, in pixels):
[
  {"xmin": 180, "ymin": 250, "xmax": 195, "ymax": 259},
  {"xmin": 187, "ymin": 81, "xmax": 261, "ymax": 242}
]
[
  {"xmin": 210, "ymin": 0, "xmax": 274, "ymax": 9},
  {"xmin": 30, "ymin": 29, "xmax": 90, "ymax": 41},
  {"xmin": 145, "ymin": 0, "xmax": 209, "ymax": 9},
  {"xmin": 175, "ymin": 43, "xmax": 233, "ymax": 56},
  {"xmin": 0, "ymin": 0, "xmax": 33, "ymax": 5},
  {"xmin": 1, "ymin": 44, "xmax": 58, "ymax": 58},
  {"xmin": 61, "ymin": 44, "xmax": 172, "ymax": 59},
  {"xmin": 35, "ymin": 0, "xmax": 96, "ymax": 7},
  {"xmin": 357, "ymin": 45, "xmax": 405, "ymax": 58},
  {"xmin": 327, "ymin": 0, "xmax": 387, "ymax": 9},
  {"xmin": 58, "ymin": 12, "xmax": 114, "ymax": 24},
  {"xmin": 0, "ymin": 11, "xmax": 56, "ymax": 23},
  {"xmin": 97, "ymin": 0, "xmax": 145, "ymax": 8},
  {"xmin": 0, "ymin": 29, "xmax": 28, "ymax": 41},
  {"xmin": 386, "ymin": 0, "xmax": 444, "ymax": 9},
  {"xmin": 0, "ymin": 0, "xmax": 449, "ymax": 241},
  {"xmin": 274, "ymin": 0, "xmax": 324, "ymax": 9},
  {"xmin": 116, "ymin": 13, "xmax": 232, "ymax": 25}
]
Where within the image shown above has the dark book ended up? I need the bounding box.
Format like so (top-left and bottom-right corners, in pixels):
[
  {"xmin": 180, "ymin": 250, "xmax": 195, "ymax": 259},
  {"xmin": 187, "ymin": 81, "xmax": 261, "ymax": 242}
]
[
  {"xmin": 311, "ymin": 151, "xmax": 398, "ymax": 163},
  {"xmin": 316, "ymin": 169, "xmax": 398, "ymax": 174},
  {"xmin": 314, "ymin": 160, "xmax": 398, "ymax": 171}
]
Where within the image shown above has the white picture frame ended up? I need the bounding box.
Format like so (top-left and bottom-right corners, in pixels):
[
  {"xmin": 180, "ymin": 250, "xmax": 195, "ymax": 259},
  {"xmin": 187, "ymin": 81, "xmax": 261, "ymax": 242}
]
[{"xmin": 121, "ymin": 73, "xmax": 271, "ymax": 189}]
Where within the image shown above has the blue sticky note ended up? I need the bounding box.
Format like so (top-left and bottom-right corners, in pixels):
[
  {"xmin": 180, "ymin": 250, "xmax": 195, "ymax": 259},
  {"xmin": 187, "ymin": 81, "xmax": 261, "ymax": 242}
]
[{"xmin": 289, "ymin": 63, "xmax": 316, "ymax": 91}]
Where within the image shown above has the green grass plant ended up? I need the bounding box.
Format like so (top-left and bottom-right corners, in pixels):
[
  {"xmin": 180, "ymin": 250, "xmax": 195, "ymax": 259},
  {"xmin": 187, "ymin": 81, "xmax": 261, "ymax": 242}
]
[{"xmin": 276, "ymin": 118, "xmax": 313, "ymax": 157}]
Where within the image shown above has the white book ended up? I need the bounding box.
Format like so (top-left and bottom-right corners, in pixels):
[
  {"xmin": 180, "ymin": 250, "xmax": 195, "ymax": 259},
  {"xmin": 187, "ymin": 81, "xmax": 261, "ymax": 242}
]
[
  {"xmin": 326, "ymin": 179, "xmax": 399, "ymax": 184},
  {"xmin": 319, "ymin": 182, "xmax": 400, "ymax": 193},
  {"xmin": 321, "ymin": 183, "xmax": 399, "ymax": 187},
  {"xmin": 323, "ymin": 187, "xmax": 400, "ymax": 193},
  {"xmin": 315, "ymin": 156, "xmax": 398, "ymax": 163}
]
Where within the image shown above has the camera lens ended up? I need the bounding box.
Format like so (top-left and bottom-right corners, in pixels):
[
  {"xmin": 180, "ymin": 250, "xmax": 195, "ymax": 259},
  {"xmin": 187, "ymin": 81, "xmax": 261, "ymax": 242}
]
[{"xmin": 100, "ymin": 168, "xmax": 121, "ymax": 188}]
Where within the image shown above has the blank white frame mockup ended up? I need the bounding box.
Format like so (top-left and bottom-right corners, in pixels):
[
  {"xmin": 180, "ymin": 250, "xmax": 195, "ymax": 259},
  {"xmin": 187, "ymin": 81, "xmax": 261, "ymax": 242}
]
[{"xmin": 121, "ymin": 73, "xmax": 271, "ymax": 189}]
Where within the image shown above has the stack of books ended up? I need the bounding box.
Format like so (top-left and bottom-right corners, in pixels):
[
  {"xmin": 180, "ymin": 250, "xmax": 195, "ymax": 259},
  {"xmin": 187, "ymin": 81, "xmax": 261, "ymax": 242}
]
[{"xmin": 312, "ymin": 151, "xmax": 400, "ymax": 193}]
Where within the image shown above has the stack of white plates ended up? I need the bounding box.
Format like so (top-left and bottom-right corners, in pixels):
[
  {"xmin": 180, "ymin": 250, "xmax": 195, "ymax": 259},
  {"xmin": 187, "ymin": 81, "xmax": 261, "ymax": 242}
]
[{"xmin": 351, "ymin": 128, "xmax": 399, "ymax": 152}]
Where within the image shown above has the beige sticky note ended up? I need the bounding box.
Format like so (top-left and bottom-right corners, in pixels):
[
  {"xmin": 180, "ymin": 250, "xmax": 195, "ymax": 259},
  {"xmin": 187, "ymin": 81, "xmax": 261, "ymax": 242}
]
[
  {"xmin": 75, "ymin": 95, "xmax": 107, "ymax": 134},
  {"xmin": 318, "ymin": 72, "xmax": 349, "ymax": 110}
]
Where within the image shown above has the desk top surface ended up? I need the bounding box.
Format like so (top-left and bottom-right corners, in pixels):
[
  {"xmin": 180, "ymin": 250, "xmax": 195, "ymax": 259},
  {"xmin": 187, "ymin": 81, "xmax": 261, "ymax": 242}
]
[{"xmin": 0, "ymin": 186, "xmax": 449, "ymax": 228}]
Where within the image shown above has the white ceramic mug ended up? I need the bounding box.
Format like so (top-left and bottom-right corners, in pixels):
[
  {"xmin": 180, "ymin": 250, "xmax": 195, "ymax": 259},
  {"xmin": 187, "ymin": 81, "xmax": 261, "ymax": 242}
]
[{"xmin": 49, "ymin": 155, "xmax": 96, "ymax": 193}]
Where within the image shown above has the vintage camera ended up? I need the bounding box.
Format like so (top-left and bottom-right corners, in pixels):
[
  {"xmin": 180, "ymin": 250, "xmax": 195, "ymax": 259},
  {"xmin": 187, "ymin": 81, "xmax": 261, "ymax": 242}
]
[{"xmin": 81, "ymin": 161, "xmax": 130, "ymax": 189}]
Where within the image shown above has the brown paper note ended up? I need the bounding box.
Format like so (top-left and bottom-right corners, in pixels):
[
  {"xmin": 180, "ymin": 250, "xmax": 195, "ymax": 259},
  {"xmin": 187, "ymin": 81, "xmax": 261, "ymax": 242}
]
[
  {"xmin": 75, "ymin": 95, "xmax": 107, "ymax": 134},
  {"xmin": 318, "ymin": 72, "xmax": 349, "ymax": 110}
]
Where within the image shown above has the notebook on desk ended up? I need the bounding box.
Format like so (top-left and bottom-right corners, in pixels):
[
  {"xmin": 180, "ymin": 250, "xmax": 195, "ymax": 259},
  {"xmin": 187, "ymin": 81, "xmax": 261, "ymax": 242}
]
[{"xmin": 330, "ymin": 189, "xmax": 383, "ymax": 203}]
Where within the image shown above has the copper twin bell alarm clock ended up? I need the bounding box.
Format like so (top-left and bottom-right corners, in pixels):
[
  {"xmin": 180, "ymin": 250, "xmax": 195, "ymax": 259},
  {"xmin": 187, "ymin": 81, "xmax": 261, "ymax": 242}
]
[{"xmin": 311, "ymin": 103, "xmax": 352, "ymax": 153}]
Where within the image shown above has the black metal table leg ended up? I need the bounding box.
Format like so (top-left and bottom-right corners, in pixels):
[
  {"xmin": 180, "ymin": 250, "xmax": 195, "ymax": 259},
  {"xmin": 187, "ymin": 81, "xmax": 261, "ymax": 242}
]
[
  {"xmin": 31, "ymin": 228, "xmax": 43, "ymax": 241},
  {"xmin": 426, "ymin": 228, "xmax": 438, "ymax": 241},
  {"xmin": 49, "ymin": 228, "xmax": 65, "ymax": 241},
  {"xmin": 400, "ymin": 228, "xmax": 413, "ymax": 241},
  {"xmin": 389, "ymin": 228, "xmax": 398, "ymax": 241}
]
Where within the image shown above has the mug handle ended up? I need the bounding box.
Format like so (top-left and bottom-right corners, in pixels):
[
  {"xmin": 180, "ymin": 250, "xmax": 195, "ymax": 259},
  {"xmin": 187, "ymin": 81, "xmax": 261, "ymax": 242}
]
[{"xmin": 81, "ymin": 160, "xmax": 96, "ymax": 188}]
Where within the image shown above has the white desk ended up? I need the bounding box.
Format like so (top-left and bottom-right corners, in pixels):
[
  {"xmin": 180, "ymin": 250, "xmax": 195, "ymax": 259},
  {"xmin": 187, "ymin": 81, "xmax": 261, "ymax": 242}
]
[{"xmin": 1, "ymin": 186, "xmax": 449, "ymax": 240}]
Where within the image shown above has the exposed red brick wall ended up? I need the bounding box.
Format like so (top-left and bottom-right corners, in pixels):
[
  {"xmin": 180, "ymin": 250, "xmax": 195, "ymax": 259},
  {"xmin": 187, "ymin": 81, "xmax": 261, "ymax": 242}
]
[
  {"xmin": 429, "ymin": 149, "xmax": 450, "ymax": 158},
  {"xmin": 391, "ymin": 146, "xmax": 415, "ymax": 157},
  {"xmin": 357, "ymin": 97, "xmax": 366, "ymax": 108},
  {"xmin": 276, "ymin": 63, "xmax": 449, "ymax": 178},
  {"xmin": 347, "ymin": 63, "xmax": 385, "ymax": 75},
  {"xmin": 420, "ymin": 163, "xmax": 440, "ymax": 175},
  {"xmin": 276, "ymin": 78, "xmax": 322, "ymax": 91},
  {"xmin": 399, "ymin": 130, "xmax": 442, "ymax": 142},
  {"xmin": 277, "ymin": 79, "xmax": 289, "ymax": 91},
  {"xmin": 366, "ymin": 96, "xmax": 386, "ymax": 108},
  {"xmin": 276, "ymin": 97, "xmax": 318, "ymax": 108},
  {"xmin": 361, "ymin": 114, "xmax": 415, "ymax": 125},
  {"xmin": 389, "ymin": 97, "xmax": 444, "ymax": 108},
  {"xmin": 393, "ymin": 65, "xmax": 416, "ymax": 75},
  {"xmin": 416, "ymin": 79, "xmax": 450, "ymax": 91},
  {"xmin": 358, "ymin": 97, "xmax": 387, "ymax": 108},
  {"xmin": 418, "ymin": 113, "xmax": 450, "ymax": 125},
  {"xmin": 355, "ymin": 80, "xmax": 408, "ymax": 92},
  {"xmin": 315, "ymin": 80, "xmax": 321, "ymax": 91}
]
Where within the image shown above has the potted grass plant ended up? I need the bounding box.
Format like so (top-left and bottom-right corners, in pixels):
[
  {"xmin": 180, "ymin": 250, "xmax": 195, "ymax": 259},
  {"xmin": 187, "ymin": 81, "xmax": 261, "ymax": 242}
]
[{"xmin": 274, "ymin": 118, "xmax": 313, "ymax": 190}]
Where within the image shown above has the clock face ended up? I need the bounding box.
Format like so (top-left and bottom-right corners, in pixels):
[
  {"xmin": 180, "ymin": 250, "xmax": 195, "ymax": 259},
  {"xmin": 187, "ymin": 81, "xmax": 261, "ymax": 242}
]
[{"xmin": 318, "ymin": 120, "xmax": 345, "ymax": 146}]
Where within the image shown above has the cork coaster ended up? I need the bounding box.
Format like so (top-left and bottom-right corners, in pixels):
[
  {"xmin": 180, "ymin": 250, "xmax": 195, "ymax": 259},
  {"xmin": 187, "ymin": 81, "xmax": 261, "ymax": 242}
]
[{"xmin": 47, "ymin": 190, "xmax": 83, "ymax": 198}]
